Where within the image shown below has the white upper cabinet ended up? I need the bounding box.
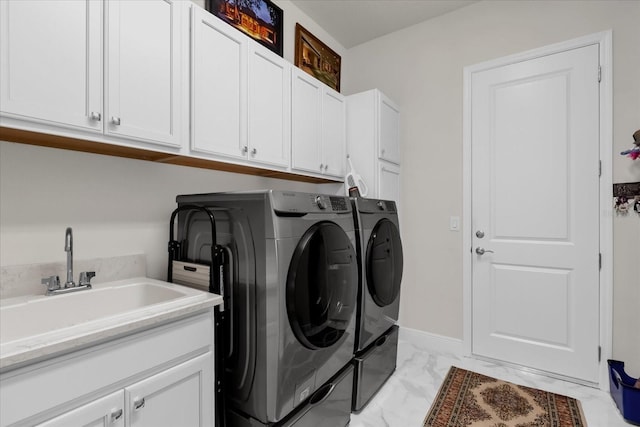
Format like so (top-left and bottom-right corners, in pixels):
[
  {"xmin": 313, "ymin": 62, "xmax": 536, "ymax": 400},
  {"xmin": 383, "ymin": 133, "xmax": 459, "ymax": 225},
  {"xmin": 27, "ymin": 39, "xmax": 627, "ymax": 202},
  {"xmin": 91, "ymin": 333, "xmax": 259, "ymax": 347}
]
[
  {"xmin": 0, "ymin": 0, "xmax": 103, "ymax": 132},
  {"xmin": 191, "ymin": 7, "xmax": 289, "ymax": 169},
  {"xmin": 378, "ymin": 92, "xmax": 401, "ymax": 164},
  {"xmin": 191, "ymin": 6, "xmax": 247, "ymax": 160},
  {"xmin": 0, "ymin": 0, "xmax": 186, "ymax": 149},
  {"xmin": 321, "ymin": 87, "xmax": 346, "ymax": 178},
  {"xmin": 346, "ymin": 89, "xmax": 401, "ymax": 202},
  {"xmin": 247, "ymin": 43, "xmax": 290, "ymax": 168},
  {"xmin": 105, "ymin": 0, "xmax": 185, "ymax": 148},
  {"xmin": 292, "ymin": 69, "xmax": 322, "ymax": 173},
  {"xmin": 291, "ymin": 67, "xmax": 345, "ymax": 179}
]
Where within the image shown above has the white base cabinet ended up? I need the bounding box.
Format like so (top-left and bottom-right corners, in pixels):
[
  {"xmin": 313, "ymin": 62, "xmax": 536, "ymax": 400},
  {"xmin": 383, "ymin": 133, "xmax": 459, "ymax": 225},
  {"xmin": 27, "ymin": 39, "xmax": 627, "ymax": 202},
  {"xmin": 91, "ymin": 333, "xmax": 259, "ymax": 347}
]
[
  {"xmin": 346, "ymin": 89, "xmax": 401, "ymax": 204},
  {"xmin": 0, "ymin": 311, "xmax": 215, "ymax": 427}
]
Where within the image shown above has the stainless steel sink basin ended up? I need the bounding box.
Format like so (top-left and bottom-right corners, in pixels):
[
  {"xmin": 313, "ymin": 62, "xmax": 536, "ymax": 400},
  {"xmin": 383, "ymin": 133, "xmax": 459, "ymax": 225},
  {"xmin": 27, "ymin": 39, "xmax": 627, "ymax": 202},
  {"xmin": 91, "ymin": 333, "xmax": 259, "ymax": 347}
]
[{"xmin": 0, "ymin": 278, "xmax": 210, "ymax": 346}]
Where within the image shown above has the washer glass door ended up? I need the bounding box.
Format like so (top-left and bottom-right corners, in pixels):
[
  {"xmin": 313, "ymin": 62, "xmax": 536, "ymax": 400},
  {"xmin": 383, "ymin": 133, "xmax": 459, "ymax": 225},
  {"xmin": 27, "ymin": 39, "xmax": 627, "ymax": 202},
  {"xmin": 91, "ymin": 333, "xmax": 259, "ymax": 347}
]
[
  {"xmin": 286, "ymin": 221, "xmax": 357, "ymax": 349},
  {"xmin": 366, "ymin": 218, "xmax": 403, "ymax": 307}
]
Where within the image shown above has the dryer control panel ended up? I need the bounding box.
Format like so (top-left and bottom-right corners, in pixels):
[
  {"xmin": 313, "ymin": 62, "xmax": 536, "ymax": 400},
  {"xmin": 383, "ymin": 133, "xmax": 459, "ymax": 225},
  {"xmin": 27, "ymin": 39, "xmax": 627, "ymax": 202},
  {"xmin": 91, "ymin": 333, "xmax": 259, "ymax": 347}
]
[{"xmin": 271, "ymin": 191, "xmax": 352, "ymax": 214}]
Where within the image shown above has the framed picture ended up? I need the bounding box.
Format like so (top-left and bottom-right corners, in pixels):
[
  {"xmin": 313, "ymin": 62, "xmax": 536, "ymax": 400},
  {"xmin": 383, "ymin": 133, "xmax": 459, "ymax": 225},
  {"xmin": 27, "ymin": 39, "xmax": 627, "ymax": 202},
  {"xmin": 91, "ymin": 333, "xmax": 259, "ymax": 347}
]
[
  {"xmin": 206, "ymin": 0, "xmax": 283, "ymax": 57},
  {"xmin": 294, "ymin": 23, "xmax": 341, "ymax": 92}
]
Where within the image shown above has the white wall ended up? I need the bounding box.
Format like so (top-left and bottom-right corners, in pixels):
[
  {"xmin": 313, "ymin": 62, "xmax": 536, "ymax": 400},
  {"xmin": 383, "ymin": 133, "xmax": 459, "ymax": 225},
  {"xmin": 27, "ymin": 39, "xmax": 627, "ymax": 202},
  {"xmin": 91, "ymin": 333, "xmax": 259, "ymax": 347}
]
[
  {"xmin": 343, "ymin": 0, "xmax": 640, "ymax": 373},
  {"xmin": 0, "ymin": 141, "xmax": 337, "ymax": 280}
]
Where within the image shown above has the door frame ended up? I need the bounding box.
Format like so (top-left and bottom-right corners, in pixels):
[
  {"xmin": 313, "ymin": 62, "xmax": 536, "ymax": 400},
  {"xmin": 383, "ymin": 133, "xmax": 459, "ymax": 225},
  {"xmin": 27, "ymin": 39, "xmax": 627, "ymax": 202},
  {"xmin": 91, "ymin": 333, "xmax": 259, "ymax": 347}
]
[{"xmin": 462, "ymin": 30, "xmax": 613, "ymax": 388}]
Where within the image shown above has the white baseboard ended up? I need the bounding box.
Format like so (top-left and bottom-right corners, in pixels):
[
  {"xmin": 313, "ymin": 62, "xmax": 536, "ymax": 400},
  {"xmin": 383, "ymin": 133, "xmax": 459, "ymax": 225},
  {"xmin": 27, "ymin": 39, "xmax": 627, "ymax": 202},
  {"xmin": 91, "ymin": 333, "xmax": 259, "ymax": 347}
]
[{"xmin": 398, "ymin": 326, "xmax": 465, "ymax": 356}]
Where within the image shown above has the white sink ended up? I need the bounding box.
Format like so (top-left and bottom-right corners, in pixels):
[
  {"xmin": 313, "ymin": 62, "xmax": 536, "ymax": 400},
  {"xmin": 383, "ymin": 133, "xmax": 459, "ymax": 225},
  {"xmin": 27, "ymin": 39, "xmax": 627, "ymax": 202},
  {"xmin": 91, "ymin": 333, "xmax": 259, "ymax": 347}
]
[{"xmin": 0, "ymin": 278, "xmax": 218, "ymax": 363}]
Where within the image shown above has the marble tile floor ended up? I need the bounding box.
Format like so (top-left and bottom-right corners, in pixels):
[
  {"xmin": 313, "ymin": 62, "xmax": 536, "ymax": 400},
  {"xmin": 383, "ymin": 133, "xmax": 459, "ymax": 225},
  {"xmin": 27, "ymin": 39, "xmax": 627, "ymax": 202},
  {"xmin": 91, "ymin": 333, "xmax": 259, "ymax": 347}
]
[{"xmin": 350, "ymin": 334, "xmax": 629, "ymax": 427}]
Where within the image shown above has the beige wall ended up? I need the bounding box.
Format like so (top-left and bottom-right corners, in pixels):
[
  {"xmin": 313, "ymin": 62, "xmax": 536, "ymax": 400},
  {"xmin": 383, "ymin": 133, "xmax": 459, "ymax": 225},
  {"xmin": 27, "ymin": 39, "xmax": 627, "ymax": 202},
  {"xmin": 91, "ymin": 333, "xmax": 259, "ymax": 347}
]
[{"xmin": 343, "ymin": 0, "xmax": 640, "ymax": 373}]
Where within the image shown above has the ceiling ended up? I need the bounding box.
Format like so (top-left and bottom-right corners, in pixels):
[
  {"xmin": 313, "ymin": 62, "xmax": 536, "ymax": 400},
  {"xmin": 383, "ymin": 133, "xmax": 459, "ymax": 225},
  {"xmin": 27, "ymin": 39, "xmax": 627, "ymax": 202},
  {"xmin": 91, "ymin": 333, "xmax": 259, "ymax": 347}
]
[{"xmin": 289, "ymin": 0, "xmax": 479, "ymax": 49}]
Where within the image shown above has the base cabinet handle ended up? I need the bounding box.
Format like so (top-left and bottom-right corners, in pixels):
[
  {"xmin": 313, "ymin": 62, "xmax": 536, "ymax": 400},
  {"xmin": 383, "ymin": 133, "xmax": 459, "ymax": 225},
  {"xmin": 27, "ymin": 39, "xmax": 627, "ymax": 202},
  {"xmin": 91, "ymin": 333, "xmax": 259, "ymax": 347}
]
[
  {"xmin": 110, "ymin": 408, "xmax": 123, "ymax": 422},
  {"xmin": 133, "ymin": 397, "xmax": 145, "ymax": 411}
]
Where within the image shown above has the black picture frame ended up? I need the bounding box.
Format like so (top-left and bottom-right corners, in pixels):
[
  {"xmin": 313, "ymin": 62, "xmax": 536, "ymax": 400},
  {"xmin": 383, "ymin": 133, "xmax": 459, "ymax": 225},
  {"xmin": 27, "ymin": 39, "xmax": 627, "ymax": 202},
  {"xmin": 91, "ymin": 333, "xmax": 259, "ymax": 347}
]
[{"xmin": 205, "ymin": 0, "xmax": 283, "ymax": 57}]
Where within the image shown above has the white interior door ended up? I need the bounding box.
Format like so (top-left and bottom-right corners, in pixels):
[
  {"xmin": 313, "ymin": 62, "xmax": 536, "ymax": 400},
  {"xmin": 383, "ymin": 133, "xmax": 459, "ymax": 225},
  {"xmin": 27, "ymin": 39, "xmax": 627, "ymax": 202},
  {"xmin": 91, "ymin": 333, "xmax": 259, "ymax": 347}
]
[{"xmin": 471, "ymin": 44, "xmax": 601, "ymax": 383}]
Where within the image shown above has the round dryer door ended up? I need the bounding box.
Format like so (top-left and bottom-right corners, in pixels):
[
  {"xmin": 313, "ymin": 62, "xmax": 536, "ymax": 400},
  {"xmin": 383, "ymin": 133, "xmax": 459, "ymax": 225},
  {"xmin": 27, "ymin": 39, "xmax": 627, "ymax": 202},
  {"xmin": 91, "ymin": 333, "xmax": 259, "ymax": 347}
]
[
  {"xmin": 286, "ymin": 221, "xmax": 357, "ymax": 350},
  {"xmin": 366, "ymin": 219, "xmax": 403, "ymax": 307}
]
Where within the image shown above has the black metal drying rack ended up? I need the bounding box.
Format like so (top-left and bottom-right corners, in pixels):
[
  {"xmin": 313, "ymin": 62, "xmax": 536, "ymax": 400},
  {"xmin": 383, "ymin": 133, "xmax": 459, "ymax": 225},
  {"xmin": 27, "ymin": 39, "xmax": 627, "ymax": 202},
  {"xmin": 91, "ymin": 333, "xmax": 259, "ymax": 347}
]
[{"xmin": 168, "ymin": 204, "xmax": 227, "ymax": 427}]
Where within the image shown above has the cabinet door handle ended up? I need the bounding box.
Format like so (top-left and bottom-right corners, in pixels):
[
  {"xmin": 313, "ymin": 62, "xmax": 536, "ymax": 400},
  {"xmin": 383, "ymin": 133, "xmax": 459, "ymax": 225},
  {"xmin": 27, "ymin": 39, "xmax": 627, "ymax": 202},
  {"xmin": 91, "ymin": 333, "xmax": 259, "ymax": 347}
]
[
  {"xmin": 324, "ymin": 164, "xmax": 328, "ymax": 171},
  {"xmin": 242, "ymin": 145, "xmax": 248, "ymax": 154},
  {"xmin": 111, "ymin": 116, "xmax": 121, "ymax": 125},
  {"xmin": 89, "ymin": 111, "xmax": 101, "ymax": 121},
  {"xmin": 251, "ymin": 148, "xmax": 257, "ymax": 155},
  {"xmin": 110, "ymin": 408, "xmax": 123, "ymax": 422},
  {"xmin": 133, "ymin": 397, "xmax": 145, "ymax": 411}
]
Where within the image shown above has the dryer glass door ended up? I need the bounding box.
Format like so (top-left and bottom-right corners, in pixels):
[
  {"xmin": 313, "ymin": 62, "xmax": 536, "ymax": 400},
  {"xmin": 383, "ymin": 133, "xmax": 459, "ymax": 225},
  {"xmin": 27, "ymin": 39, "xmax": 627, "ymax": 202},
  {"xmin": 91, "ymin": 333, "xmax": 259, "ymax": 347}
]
[
  {"xmin": 366, "ymin": 219, "xmax": 403, "ymax": 307},
  {"xmin": 287, "ymin": 221, "xmax": 357, "ymax": 349}
]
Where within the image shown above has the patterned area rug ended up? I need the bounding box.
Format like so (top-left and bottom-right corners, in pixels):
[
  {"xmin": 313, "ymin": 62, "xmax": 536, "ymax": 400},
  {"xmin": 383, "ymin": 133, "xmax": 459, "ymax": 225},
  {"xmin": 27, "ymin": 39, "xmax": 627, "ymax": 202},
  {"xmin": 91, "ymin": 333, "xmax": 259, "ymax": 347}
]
[{"xmin": 423, "ymin": 366, "xmax": 587, "ymax": 427}]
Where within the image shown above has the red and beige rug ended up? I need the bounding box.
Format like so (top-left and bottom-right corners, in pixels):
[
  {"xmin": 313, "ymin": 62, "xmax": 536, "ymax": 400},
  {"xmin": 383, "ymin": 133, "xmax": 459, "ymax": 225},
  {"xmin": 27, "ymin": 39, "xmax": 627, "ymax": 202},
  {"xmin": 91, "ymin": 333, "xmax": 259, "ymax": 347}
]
[{"xmin": 423, "ymin": 366, "xmax": 587, "ymax": 427}]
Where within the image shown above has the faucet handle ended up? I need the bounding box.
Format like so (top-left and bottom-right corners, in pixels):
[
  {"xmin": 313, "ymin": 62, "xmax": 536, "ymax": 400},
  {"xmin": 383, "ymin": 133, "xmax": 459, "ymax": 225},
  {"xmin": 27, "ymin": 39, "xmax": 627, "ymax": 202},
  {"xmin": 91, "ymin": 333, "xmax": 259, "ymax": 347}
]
[
  {"xmin": 79, "ymin": 271, "xmax": 96, "ymax": 287},
  {"xmin": 41, "ymin": 275, "xmax": 60, "ymax": 292}
]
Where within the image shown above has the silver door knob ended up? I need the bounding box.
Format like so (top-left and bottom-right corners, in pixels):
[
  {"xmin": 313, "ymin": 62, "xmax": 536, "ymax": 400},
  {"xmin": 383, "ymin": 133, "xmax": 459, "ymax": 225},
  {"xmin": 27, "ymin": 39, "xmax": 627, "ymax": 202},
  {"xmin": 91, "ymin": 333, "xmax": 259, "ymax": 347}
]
[
  {"xmin": 89, "ymin": 111, "xmax": 101, "ymax": 121},
  {"xmin": 475, "ymin": 247, "xmax": 494, "ymax": 255},
  {"xmin": 111, "ymin": 116, "xmax": 121, "ymax": 125},
  {"xmin": 476, "ymin": 230, "xmax": 485, "ymax": 238}
]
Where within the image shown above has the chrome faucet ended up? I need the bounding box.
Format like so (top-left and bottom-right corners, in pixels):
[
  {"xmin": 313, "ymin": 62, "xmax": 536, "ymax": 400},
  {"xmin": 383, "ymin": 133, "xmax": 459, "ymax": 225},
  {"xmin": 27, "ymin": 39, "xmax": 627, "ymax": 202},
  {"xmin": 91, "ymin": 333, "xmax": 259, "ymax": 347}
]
[
  {"xmin": 64, "ymin": 227, "xmax": 75, "ymax": 288},
  {"xmin": 41, "ymin": 227, "xmax": 95, "ymax": 296}
]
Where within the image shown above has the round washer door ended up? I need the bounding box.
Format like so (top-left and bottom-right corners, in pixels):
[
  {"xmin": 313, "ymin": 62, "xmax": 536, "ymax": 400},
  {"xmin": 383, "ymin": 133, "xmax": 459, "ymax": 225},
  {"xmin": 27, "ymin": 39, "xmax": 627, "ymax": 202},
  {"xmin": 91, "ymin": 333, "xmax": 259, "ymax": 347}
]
[
  {"xmin": 366, "ymin": 218, "xmax": 403, "ymax": 307},
  {"xmin": 286, "ymin": 221, "xmax": 358, "ymax": 350}
]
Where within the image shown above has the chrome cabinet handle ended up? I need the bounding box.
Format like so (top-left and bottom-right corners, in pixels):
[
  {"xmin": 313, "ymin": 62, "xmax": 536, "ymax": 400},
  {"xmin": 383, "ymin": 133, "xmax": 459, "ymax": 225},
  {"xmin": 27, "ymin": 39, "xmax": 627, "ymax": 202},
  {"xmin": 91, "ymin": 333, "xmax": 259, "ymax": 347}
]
[
  {"xmin": 133, "ymin": 397, "xmax": 145, "ymax": 411},
  {"xmin": 111, "ymin": 116, "xmax": 121, "ymax": 125},
  {"xmin": 242, "ymin": 146, "xmax": 248, "ymax": 154},
  {"xmin": 319, "ymin": 163, "xmax": 324, "ymax": 170},
  {"xmin": 251, "ymin": 148, "xmax": 257, "ymax": 155},
  {"xmin": 475, "ymin": 247, "xmax": 494, "ymax": 255},
  {"xmin": 324, "ymin": 164, "xmax": 328, "ymax": 171},
  {"xmin": 110, "ymin": 408, "xmax": 123, "ymax": 422},
  {"xmin": 89, "ymin": 111, "xmax": 101, "ymax": 121}
]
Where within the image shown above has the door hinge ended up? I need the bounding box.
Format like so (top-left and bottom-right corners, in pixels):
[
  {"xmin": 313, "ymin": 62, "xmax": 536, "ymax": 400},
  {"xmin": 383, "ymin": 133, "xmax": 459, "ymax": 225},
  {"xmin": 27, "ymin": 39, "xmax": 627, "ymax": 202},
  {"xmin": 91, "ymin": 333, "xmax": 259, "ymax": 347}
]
[
  {"xmin": 598, "ymin": 66, "xmax": 602, "ymax": 83},
  {"xmin": 598, "ymin": 346, "xmax": 602, "ymax": 362},
  {"xmin": 599, "ymin": 253, "xmax": 602, "ymax": 270}
]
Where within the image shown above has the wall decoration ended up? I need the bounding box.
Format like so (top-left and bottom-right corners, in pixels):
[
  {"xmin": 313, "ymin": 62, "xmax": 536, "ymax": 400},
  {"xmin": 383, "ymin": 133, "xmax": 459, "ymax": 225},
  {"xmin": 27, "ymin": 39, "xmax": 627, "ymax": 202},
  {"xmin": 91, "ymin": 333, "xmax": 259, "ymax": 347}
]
[
  {"xmin": 613, "ymin": 182, "xmax": 640, "ymax": 215},
  {"xmin": 294, "ymin": 23, "xmax": 341, "ymax": 92},
  {"xmin": 206, "ymin": 0, "xmax": 283, "ymax": 56},
  {"xmin": 620, "ymin": 129, "xmax": 640, "ymax": 160}
]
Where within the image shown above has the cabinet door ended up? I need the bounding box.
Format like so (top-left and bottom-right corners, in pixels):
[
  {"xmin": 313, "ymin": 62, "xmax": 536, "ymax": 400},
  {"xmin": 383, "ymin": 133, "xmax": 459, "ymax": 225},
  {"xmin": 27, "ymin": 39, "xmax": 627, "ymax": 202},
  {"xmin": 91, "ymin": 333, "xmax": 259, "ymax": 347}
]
[
  {"xmin": 291, "ymin": 68, "xmax": 322, "ymax": 174},
  {"xmin": 378, "ymin": 161, "xmax": 401, "ymax": 207},
  {"xmin": 0, "ymin": 0, "xmax": 102, "ymax": 131},
  {"xmin": 36, "ymin": 391, "xmax": 124, "ymax": 427},
  {"xmin": 106, "ymin": 0, "xmax": 184, "ymax": 147},
  {"xmin": 191, "ymin": 6, "xmax": 247, "ymax": 160},
  {"xmin": 126, "ymin": 352, "xmax": 213, "ymax": 427},
  {"xmin": 247, "ymin": 44, "xmax": 290, "ymax": 168},
  {"xmin": 378, "ymin": 92, "xmax": 401, "ymax": 164},
  {"xmin": 321, "ymin": 87, "xmax": 346, "ymax": 178}
]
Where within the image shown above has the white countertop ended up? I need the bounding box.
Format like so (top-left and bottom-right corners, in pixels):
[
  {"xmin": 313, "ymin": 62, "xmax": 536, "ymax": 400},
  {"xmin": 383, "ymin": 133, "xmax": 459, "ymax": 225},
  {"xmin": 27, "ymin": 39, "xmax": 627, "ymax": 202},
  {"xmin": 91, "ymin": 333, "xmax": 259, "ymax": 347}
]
[{"xmin": 0, "ymin": 277, "xmax": 222, "ymax": 371}]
